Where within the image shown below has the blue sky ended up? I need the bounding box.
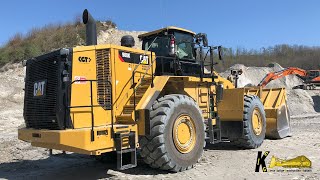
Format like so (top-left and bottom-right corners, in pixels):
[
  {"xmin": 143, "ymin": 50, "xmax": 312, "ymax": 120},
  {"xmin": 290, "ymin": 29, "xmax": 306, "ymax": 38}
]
[{"xmin": 1, "ymin": 0, "xmax": 320, "ymax": 49}]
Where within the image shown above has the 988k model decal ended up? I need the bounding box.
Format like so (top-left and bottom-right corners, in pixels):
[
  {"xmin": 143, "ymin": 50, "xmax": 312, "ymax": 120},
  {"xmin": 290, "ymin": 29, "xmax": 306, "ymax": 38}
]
[{"xmin": 118, "ymin": 51, "xmax": 149, "ymax": 65}]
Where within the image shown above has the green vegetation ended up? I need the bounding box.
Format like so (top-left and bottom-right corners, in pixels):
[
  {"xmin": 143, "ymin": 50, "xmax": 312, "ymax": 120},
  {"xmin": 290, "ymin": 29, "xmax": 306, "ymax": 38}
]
[
  {"xmin": 0, "ymin": 19, "xmax": 116, "ymax": 66},
  {"xmin": 214, "ymin": 45, "xmax": 320, "ymax": 71}
]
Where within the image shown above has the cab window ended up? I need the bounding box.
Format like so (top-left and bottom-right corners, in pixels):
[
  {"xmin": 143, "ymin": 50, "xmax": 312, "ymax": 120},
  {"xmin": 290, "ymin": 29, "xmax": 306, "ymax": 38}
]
[
  {"xmin": 142, "ymin": 36, "xmax": 169, "ymax": 57},
  {"xmin": 174, "ymin": 32, "xmax": 195, "ymax": 60}
]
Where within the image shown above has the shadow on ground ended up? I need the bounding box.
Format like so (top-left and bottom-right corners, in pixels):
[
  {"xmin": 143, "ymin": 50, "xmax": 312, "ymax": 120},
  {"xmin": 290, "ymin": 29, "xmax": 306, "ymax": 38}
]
[
  {"xmin": 312, "ymin": 95, "xmax": 320, "ymax": 112},
  {"xmin": 0, "ymin": 153, "xmax": 169, "ymax": 180},
  {"xmin": 0, "ymin": 154, "xmax": 112, "ymax": 180},
  {"xmin": 205, "ymin": 141, "xmax": 245, "ymax": 151},
  {"xmin": 0, "ymin": 141, "xmax": 253, "ymax": 179}
]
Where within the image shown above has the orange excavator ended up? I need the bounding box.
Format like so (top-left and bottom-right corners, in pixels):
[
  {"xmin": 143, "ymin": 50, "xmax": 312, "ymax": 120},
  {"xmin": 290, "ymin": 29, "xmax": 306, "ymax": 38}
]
[{"xmin": 258, "ymin": 67, "xmax": 320, "ymax": 90}]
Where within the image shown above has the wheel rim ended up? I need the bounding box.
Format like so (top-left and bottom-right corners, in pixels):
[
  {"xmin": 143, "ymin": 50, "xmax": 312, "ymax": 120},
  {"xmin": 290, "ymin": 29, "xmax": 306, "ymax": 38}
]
[
  {"xmin": 173, "ymin": 114, "xmax": 196, "ymax": 153},
  {"xmin": 252, "ymin": 108, "xmax": 263, "ymax": 136}
]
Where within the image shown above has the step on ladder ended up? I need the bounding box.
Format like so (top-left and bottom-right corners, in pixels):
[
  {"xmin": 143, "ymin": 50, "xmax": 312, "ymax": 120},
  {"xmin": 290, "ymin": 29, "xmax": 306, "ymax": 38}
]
[
  {"xmin": 115, "ymin": 132, "xmax": 137, "ymax": 170},
  {"xmin": 207, "ymin": 117, "xmax": 221, "ymax": 144},
  {"xmin": 116, "ymin": 78, "xmax": 152, "ymax": 123}
]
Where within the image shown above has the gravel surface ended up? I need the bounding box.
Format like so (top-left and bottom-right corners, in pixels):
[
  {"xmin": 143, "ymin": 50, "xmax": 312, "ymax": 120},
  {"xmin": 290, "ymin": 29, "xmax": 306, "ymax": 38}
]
[{"xmin": 0, "ymin": 115, "xmax": 319, "ymax": 180}]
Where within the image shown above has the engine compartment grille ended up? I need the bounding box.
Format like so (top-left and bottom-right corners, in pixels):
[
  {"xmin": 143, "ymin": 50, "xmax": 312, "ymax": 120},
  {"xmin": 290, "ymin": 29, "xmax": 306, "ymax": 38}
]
[
  {"xmin": 96, "ymin": 49, "xmax": 112, "ymax": 109},
  {"xmin": 24, "ymin": 51, "xmax": 60, "ymax": 129}
]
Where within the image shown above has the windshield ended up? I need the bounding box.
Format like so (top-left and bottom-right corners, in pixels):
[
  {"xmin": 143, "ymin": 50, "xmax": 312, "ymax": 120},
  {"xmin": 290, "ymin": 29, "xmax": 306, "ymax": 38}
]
[
  {"xmin": 309, "ymin": 71, "xmax": 319, "ymax": 78},
  {"xmin": 142, "ymin": 36, "xmax": 169, "ymax": 56},
  {"xmin": 141, "ymin": 31, "xmax": 195, "ymax": 59},
  {"xmin": 175, "ymin": 32, "xmax": 195, "ymax": 60}
]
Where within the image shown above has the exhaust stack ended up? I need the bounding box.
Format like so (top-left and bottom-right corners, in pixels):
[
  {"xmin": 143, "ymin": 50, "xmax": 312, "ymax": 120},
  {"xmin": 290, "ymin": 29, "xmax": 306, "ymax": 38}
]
[{"xmin": 82, "ymin": 9, "xmax": 97, "ymax": 45}]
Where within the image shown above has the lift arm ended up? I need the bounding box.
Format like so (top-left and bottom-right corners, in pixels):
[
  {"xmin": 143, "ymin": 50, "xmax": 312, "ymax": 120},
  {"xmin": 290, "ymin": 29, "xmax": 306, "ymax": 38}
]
[{"xmin": 258, "ymin": 67, "xmax": 307, "ymax": 88}]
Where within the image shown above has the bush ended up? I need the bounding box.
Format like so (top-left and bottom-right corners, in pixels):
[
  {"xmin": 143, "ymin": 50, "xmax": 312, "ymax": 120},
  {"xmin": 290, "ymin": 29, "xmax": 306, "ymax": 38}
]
[
  {"xmin": 0, "ymin": 18, "xmax": 116, "ymax": 66},
  {"xmin": 211, "ymin": 45, "xmax": 320, "ymax": 72}
]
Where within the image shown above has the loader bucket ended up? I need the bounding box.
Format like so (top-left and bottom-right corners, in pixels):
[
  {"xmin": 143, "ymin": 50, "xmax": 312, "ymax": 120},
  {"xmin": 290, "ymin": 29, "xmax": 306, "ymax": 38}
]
[{"xmin": 245, "ymin": 87, "xmax": 292, "ymax": 139}]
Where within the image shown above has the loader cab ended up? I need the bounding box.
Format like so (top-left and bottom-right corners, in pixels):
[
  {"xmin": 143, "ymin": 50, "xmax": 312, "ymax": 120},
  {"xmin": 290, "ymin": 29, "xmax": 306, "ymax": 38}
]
[
  {"xmin": 139, "ymin": 26, "xmax": 202, "ymax": 76},
  {"xmin": 308, "ymin": 70, "xmax": 320, "ymax": 79}
]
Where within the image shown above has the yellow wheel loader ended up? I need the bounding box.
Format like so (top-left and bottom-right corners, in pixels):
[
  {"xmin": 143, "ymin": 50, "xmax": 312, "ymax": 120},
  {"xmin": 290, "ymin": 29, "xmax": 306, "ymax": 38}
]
[{"xmin": 18, "ymin": 9, "xmax": 291, "ymax": 172}]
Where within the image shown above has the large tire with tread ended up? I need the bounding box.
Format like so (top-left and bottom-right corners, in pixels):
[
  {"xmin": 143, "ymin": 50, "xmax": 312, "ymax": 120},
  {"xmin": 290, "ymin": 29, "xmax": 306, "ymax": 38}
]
[
  {"xmin": 232, "ymin": 95, "xmax": 266, "ymax": 149},
  {"xmin": 140, "ymin": 94, "xmax": 205, "ymax": 172}
]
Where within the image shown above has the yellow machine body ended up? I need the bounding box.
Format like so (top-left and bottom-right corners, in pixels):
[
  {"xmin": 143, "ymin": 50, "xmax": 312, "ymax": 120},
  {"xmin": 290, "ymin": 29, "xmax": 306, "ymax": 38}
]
[
  {"xmin": 18, "ymin": 24, "xmax": 290, "ymax": 171},
  {"xmin": 19, "ymin": 44, "xmax": 155, "ymax": 155},
  {"xmin": 18, "ymin": 43, "xmax": 289, "ymax": 153}
]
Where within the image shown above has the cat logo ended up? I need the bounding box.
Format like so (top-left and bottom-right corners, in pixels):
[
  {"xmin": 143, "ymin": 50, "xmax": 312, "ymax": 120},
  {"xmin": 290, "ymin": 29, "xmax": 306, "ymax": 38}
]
[
  {"xmin": 140, "ymin": 55, "xmax": 149, "ymax": 65},
  {"xmin": 33, "ymin": 80, "xmax": 46, "ymax": 97}
]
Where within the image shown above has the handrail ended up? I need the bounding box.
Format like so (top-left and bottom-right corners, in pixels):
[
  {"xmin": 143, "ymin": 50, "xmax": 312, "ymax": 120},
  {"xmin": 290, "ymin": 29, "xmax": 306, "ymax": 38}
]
[
  {"xmin": 66, "ymin": 79, "xmax": 113, "ymax": 141},
  {"xmin": 132, "ymin": 37, "xmax": 158, "ymax": 74},
  {"xmin": 133, "ymin": 57, "xmax": 157, "ymax": 90},
  {"xmin": 132, "ymin": 35, "xmax": 158, "ymax": 75},
  {"xmin": 131, "ymin": 53, "xmax": 157, "ymax": 121}
]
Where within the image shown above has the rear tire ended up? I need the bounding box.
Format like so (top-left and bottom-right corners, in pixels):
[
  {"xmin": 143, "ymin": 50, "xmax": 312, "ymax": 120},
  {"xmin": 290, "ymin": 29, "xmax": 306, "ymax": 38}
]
[
  {"xmin": 140, "ymin": 94, "xmax": 205, "ymax": 172},
  {"xmin": 232, "ymin": 95, "xmax": 266, "ymax": 149}
]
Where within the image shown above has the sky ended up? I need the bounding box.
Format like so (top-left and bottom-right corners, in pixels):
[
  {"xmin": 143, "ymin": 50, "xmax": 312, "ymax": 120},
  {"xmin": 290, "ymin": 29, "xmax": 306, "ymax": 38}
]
[{"xmin": 1, "ymin": 0, "xmax": 320, "ymax": 50}]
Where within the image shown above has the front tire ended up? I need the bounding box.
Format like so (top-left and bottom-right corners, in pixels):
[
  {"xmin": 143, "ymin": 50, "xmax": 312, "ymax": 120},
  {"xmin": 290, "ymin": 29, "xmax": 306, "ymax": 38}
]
[
  {"xmin": 140, "ymin": 94, "xmax": 205, "ymax": 172},
  {"xmin": 232, "ymin": 95, "xmax": 266, "ymax": 149}
]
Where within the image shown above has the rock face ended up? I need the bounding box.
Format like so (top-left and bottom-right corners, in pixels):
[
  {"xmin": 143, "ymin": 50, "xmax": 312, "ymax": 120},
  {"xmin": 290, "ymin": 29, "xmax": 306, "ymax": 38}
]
[
  {"xmin": 220, "ymin": 63, "xmax": 319, "ymax": 116},
  {"xmin": 97, "ymin": 28, "xmax": 146, "ymax": 49}
]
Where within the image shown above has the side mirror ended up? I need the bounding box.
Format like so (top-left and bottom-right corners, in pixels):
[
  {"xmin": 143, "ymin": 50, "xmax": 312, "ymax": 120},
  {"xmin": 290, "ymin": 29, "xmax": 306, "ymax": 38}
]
[
  {"xmin": 202, "ymin": 34, "xmax": 208, "ymax": 47},
  {"xmin": 195, "ymin": 33, "xmax": 208, "ymax": 47},
  {"xmin": 218, "ymin": 46, "xmax": 223, "ymax": 60}
]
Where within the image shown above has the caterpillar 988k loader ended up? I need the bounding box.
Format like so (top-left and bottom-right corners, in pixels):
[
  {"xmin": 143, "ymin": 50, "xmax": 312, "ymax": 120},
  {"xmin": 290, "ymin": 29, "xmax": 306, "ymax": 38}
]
[{"xmin": 18, "ymin": 9, "xmax": 291, "ymax": 172}]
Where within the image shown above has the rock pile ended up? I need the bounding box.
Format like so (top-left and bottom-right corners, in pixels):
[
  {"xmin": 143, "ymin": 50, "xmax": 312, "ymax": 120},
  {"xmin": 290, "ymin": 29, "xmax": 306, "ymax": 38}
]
[{"xmin": 220, "ymin": 64, "xmax": 319, "ymax": 116}]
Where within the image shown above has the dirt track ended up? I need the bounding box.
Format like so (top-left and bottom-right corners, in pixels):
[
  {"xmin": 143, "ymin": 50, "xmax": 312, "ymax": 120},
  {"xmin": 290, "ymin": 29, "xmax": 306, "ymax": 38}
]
[{"xmin": 0, "ymin": 114, "xmax": 319, "ymax": 180}]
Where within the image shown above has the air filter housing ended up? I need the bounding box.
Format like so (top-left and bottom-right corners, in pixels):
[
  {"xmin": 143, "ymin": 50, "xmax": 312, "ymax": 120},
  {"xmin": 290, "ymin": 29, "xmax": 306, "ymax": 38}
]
[{"xmin": 121, "ymin": 35, "xmax": 135, "ymax": 47}]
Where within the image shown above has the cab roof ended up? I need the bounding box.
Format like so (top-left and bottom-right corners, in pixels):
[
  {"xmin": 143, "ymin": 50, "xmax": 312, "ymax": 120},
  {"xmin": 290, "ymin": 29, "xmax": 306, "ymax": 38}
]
[{"xmin": 138, "ymin": 26, "xmax": 196, "ymax": 39}]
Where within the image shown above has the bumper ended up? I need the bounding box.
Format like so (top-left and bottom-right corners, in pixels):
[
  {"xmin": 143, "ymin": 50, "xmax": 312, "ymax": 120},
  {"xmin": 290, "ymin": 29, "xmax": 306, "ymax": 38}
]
[{"xmin": 18, "ymin": 126, "xmax": 132, "ymax": 155}]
